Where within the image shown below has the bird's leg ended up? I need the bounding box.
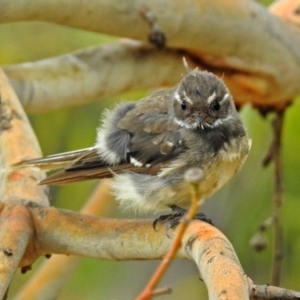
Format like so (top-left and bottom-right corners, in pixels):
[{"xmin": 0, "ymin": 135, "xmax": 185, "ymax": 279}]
[{"xmin": 153, "ymin": 204, "xmax": 213, "ymax": 233}]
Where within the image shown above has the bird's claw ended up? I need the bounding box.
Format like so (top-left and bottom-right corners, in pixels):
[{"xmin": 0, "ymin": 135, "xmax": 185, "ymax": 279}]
[{"xmin": 153, "ymin": 205, "xmax": 213, "ymax": 237}]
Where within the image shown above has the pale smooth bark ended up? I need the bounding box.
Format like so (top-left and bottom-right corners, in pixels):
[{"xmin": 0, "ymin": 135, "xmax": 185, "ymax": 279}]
[
  {"xmin": 4, "ymin": 42, "xmax": 185, "ymax": 113},
  {"xmin": 1, "ymin": 0, "xmax": 300, "ymax": 111},
  {"xmin": 28, "ymin": 205, "xmax": 249, "ymax": 300},
  {"xmin": 14, "ymin": 181, "xmax": 112, "ymax": 300},
  {"xmin": 0, "ymin": 70, "xmax": 48, "ymax": 299}
]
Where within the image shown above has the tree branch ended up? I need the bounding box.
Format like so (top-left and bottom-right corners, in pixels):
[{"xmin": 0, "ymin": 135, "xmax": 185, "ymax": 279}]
[
  {"xmin": 1, "ymin": 0, "xmax": 300, "ymax": 111},
  {"xmin": 10, "ymin": 203, "xmax": 300, "ymax": 300},
  {"xmin": 25, "ymin": 204, "xmax": 249, "ymax": 300},
  {"xmin": 250, "ymin": 283, "xmax": 300, "ymax": 300},
  {"xmin": 269, "ymin": 0, "xmax": 300, "ymax": 28},
  {"xmin": 3, "ymin": 42, "xmax": 186, "ymax": 114},
  {"xmin": 14, "ymin": 180, "xmax": 112, "ymax": 300},
  {"xmin": 0, "ymin": 69, "xmax": 48, "ymax": 204},
  {"xmin": 0, "ymin": 69, "xmax": 48, "ymax": 299}
]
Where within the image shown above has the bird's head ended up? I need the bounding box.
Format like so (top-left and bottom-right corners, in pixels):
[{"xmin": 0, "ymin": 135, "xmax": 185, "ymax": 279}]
[{"xmin": 172, "ymin": 70, "xmax": 237, "ymax": 130}]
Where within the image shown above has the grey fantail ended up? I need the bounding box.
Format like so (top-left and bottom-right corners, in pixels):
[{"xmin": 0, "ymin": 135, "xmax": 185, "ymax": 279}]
[{"xmin": 12, "ymin": 63, "xmax": 251, "ymax": 214}]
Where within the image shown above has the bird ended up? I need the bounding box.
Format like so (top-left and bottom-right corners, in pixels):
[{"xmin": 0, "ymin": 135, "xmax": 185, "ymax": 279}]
[{"xmin": 12, "ymin": 62, "xmax": 251, "ymax": 217}]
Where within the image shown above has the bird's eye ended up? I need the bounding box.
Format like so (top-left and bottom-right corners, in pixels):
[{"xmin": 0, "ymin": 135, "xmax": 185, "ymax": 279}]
[
  {"xmin": 212, "ymin": 101, "xmax": 220, "ymax": 111},
  {"xmin": 181, "ymin": 101, "xmax": 187, "ymax": 110}
]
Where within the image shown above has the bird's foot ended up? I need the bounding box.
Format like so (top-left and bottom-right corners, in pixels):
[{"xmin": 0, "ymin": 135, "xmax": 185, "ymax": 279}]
[{"xmin": 153, "ymin": 204, "xmax": 213, "ymax": 234}]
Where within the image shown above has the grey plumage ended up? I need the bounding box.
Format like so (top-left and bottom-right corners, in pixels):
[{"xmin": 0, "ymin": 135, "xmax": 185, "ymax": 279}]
[{"xmin": 12, "ymin": 67, "xmax": 251, "ymax": 213}]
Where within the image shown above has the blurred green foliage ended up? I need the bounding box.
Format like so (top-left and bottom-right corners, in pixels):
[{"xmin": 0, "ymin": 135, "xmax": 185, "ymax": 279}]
[{"xmin": 1, "ymin": 15, "xmax": 300, "ymax": 300}]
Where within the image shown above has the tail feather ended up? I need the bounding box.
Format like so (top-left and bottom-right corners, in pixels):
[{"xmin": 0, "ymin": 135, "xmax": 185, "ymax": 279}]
[
  {"xmin": 10, "ymin": 146, "xmax": 156, "ymax": 186},
  {"xmin": 40, "ymin": 163, "xmax": 138, "ymax": 185},
  {"xmin": 11, "ymin": 147, "xmax": 97, "ymax": 171}
]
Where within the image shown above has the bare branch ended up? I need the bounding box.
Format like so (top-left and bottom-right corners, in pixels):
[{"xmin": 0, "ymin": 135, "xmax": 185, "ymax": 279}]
[
  {"xmin": 0, "ymin": 70, "xmax": 48, "ymax": 298},
  {"xmin": 0, "ymin": 204, "xmax": 33, "ymax": 299},
  {"xmin": 24, "ymin": 204, "xmax": 249, "ymax": 299},
  {"xmin": 269, "ymin": 0, "xmax": 300, "ymax": 27},
  {"xmin": 250, "ymin": 283, "xmax": 300, "ymax": 299},
  {"xmin": 1, "ymin": 1, "xmax": 300, "ymax": 109},
  {"xmin": 15, "ymin": 180, "xmax": 112, "ymax": 300},
  {"xmin": 0, "ymin": 69, "xmax": 48, "ymax": 204},
  {"xmin": 3, "ymin": 42, "xmax": 186, "ymax": 114}
]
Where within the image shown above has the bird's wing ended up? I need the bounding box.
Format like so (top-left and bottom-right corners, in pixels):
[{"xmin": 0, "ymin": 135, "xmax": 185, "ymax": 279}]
[{"xmin": 117, "ymin": 89, "xmax": 187, "ymax": 167}]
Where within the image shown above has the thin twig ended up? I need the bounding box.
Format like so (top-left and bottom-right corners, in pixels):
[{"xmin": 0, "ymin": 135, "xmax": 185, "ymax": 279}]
[
  {"xmin": 151, "ymin": 287, "xmax": 172, "ymax": 297},
  {"xmin": 249, "ymin": 282, "xmax": 300, "ymax": 299},
  {"xmin": 135, "ymin": 168, "xmax": 204, "ymax": 300},
  {"xmin": 270, "ymin": 109, "xmax": 285, "ymax": 286}
]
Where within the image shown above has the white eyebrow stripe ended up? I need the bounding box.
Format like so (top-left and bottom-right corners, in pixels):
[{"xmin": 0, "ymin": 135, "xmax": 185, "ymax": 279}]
[
  {"xmin": 207, "ymin": 92, "xmax": 217, "ymax": 104},
  {"xmin": 174, "ymin": 92, "xmax": 181, "ymax": 103},
  {"xmin": 220, "ymin": 93, "xmax": 229, "ymax": 104},
  {"xmin": 183, "ymin": 91, "xmax": 193, "ymax": 105}
]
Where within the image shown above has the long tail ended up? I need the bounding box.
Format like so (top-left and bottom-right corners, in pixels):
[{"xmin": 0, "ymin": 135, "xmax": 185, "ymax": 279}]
[
  {"xmin": 10, "ymin": 147, "xmax": 97, "ymax": 171},
  {"xmin": 40, "ymin": 163, "xmax": 136, "ymax": 185},
  {"xmin": 9, "ymin": 146, "xmax": 150, "ymax": 185},
  {"xmin": 10, "ymin": 146, "xmax": 143, "ymax": 186}
]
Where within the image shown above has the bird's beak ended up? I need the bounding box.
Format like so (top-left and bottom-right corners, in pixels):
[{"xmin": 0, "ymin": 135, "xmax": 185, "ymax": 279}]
[{"xmin": 194, "ymin": 113, "xmax": 203, "ymax": 125}]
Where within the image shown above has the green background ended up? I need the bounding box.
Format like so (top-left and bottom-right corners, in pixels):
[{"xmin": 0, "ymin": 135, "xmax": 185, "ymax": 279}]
[{"xmin": 1, "ymin": 5, "xmax": 300, "ymax": 299}]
